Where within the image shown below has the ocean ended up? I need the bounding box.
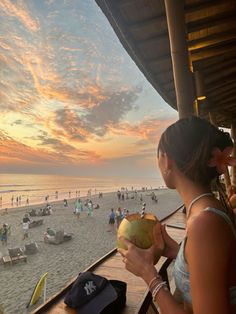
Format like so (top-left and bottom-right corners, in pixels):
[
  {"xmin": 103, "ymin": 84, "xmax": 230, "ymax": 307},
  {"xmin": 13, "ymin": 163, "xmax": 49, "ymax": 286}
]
[{"xmin": 0, "ymin": 173, "xmax": 164, "ymax": 209}]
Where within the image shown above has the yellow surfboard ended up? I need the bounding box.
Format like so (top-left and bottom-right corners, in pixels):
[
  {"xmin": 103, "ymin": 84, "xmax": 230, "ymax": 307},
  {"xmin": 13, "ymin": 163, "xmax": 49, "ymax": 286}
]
[{"xmin": 27, "ymin": 272, "xmax": 48, "ymax": 307}]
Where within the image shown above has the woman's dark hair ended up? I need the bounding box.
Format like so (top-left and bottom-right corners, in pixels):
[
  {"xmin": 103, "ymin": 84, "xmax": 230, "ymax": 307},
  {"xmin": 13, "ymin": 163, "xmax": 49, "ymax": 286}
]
[{"xmin": 158, "ymin": 116, "xmax": 234, "ymax": 220}]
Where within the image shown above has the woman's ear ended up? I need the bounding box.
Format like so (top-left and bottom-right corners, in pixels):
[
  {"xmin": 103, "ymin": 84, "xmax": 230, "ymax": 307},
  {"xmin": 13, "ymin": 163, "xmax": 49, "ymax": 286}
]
[
  {"xmin": 162, "ymin": 153, "xmax": 173, "ymax": 174},
  {"xmin": 166, "ymin": 155, "xmax": 173, "ymax": 171}
]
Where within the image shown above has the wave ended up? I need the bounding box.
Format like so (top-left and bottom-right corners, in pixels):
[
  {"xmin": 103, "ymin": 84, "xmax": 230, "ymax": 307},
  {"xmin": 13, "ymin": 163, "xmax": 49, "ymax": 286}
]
[
  {"xmin": 0, "ymin": 184, "xmax": 31, "ymax": 187},
  {"xmin": 0, "ymin": 189, "xmax": 41, "ymax": 194}
]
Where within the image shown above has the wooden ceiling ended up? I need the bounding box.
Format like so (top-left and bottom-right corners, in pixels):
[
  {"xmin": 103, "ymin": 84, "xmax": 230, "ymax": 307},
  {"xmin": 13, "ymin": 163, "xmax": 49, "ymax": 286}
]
[{"xmin": 95, "ymin": 0, "xmax": 236, "ymax": 128}]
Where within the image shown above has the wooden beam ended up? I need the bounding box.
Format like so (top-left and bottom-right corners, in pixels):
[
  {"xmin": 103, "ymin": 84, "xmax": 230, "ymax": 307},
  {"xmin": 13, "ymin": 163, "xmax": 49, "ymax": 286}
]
[
  {"xmin": 188, "ymin": 30, "xmax": 236, "ymax": 51},
  {"xmin": 206, "ymin": 77, "xmax": 236, "ymax": 91},
  {"xmin": 208, "ymin": 97, "xmax": 236, "ymax": 111},
  {"xmin": 210, "ymin": 89, "xmax": 236, "ymax": 103},
  {"xmin": 185, "ymin": 0, "xmax": 227, "ymax": 13},
  {"xmin": 187, "ymin": 10, "xmax": 236, "ymax": 33},
  {"xmin": 190, "ymin": 41, "xmax": 236, "ymax": 62},
  {"xmin": 207, "ymin": 83, "xmax": 236, "ymax": 98},
  {"xmin": 202, "ymin": 58, "xmax": 236, "ymax": 75},
  {"xmin": 204, "ymin": 66, "xmax": 236, "ymax": 85},
  {"xmin": 193, "ymin": 52, "xmax": 235, "ymax": 70}
]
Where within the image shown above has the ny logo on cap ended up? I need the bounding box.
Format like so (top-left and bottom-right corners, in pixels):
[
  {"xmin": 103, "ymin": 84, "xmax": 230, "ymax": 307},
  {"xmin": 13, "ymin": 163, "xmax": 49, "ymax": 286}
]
[{"xmin": 84, "ymin": 281, "xmax": 96, "ymax": 295}]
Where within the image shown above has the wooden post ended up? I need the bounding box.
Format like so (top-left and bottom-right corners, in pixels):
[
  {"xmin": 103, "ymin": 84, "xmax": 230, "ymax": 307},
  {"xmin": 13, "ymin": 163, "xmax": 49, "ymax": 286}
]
[
  {"xmin": 231, "ymin": 122, "xmax": 236, "ymax": 186},
  {"xmin": 164, "ymin": 0, "xmax": 195, "ymax": 119}
]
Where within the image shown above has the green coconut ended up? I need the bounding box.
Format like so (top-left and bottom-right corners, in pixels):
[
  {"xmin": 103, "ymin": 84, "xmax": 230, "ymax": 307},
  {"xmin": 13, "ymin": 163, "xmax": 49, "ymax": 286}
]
[{"xmin": 117, "ymin": 213, "xmax": 161, "ymax": 264}]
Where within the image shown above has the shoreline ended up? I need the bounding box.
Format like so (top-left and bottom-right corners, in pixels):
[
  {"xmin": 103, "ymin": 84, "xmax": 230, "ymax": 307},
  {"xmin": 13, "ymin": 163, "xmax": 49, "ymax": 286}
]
[
  {"xmin": 0, "ymin": 188, "xmax": 181, "ymax": 314},
  {"xmin": 0, "ymin": 187, "xmax": 168, "ymax": 215}
]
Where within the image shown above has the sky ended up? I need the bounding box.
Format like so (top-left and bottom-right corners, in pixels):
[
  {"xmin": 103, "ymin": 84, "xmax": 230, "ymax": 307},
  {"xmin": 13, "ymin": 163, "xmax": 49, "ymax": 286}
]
[{"xmin": 0, "ymin": 0, "xmax": 178, "ymax": 178}]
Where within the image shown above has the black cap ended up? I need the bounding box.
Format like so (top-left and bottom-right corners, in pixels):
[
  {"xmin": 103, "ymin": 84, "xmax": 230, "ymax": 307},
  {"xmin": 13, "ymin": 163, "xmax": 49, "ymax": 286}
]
[{"xmin": 64, "ymin": 272, "xmax": 118, "ymax": 314}]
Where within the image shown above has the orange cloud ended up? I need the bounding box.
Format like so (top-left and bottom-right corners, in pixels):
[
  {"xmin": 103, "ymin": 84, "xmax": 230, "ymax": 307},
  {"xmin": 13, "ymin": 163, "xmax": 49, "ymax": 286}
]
[
  {"xmin": 109, "ymin": 117, "xmax": 177, "ymax": 144},
  {"xmin": 0, "ymin": 130, "xmax": 101, "ymax": 167},
  {"xmin": 0, "ymin": 0, "xmax": 40, "ymax": 32}
]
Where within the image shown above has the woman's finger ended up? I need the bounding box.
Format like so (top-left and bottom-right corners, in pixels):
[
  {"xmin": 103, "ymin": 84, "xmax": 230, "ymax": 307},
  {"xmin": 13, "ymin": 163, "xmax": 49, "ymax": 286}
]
[
  {"xmin": 153, "ymin": 222, "xmax": 162, "ymax": 241},
  {"xmin": 161, "ymin": 224, "xmax": 168, "ymax": 236},
  {"xmin": 117, "ymin": 248, "xmax": 127, "ymax": 257},
  {"xmin": 118, "ymin": 235, "xmax": 132, "ymax": 248}
]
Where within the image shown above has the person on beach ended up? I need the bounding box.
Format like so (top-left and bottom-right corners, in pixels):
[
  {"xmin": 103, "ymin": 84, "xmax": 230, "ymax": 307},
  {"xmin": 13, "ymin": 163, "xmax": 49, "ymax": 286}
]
[
  {"xmin": 1, "ymin": 223, "xmax": 8, "ymax": 245},
  {"xmin": 64, "ymin": 199, "xmax": 68, "ymax": 207},
  {"xmin": 22, "ymin": 213, "xmax": 31, "ymax": 240},
  {"xmin": 87, "ymin": 200, "xmax": 93, "ymax": 216},
  {"xmin": 118, "ymin": 116, "xmax": 236, "ymax": 314},
  {"xmin": 120, "ymin": 208, "xmax": 125, "ymax": 220},
  {"xmin": 117, "ymin": 190, "xmax": 121, "ymax": 201},
  {"xmin": 74, "ymin": 198, "xmax": 83, "ymax": 218},
  {"xmin": 124, "ymin": 209, "xmax": 129, "ymax": 218},
  {"xmin": 108, "ymin": 208, "xmax": 116, "ymax": 232},
  {"xmin": 116, "ymin": 207, "xmax": 122, "ymax": 229}
]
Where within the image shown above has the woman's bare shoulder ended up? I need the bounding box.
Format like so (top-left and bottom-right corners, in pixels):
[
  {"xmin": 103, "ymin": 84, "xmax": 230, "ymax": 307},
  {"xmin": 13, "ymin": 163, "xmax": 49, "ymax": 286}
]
[{"xmin": 187, "ymin": 209, "xmax": 232, "ymax": 243}]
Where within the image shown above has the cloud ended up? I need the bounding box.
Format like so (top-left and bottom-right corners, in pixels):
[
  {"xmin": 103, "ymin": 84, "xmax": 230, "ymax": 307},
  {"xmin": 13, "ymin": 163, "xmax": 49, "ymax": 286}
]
[
  {"xmin": 51, "ymin": 86, "xmax": 142, "ymax": 142},
  {"xmin": 0, "ymin": 129, "xmax": 101, "ymax": 168},
  {"xmin": 110, "ymin": 116, "xmax": 177, "ymax": 144},
  {"xmin": 0, "ymin": 0, "xmax": 40, "ymax": 32}
]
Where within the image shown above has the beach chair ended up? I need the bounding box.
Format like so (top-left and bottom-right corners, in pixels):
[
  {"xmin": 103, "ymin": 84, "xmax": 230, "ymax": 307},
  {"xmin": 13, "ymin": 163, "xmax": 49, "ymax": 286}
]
[
  {"xmin": 8, "ymin": 247, "xmax": 27, "ymax": 263},
  {"xmin": 2, "ymin": 255, "xmax": 12, "ymax": 266},
  {"xmin": 54, "ymin": 230, "xmax": 64, "ymax": 244},
  {"xmin": 63, "ymin": 232, "xmax": 73, "ymax": 242},
  {"xmin": 29, "ymin": 219, "xmax": 43, "ymax": 228},
  {"xmin": 24, "ymin": 242, "xmax": 39, "ymax": 255},
  {"xmin": 44, "ymin": 230, "xmax": 72, "ymax": 244},
  {"xmin": 29, "ymin": 209, "xmax": 37, "ymax": 217}
]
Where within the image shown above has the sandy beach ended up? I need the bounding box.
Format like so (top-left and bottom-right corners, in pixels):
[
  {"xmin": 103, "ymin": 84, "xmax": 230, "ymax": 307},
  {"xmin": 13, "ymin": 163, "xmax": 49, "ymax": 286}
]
[{"xmin": 0, "ymin": 188, "xmax": 181, "ymax": 314}]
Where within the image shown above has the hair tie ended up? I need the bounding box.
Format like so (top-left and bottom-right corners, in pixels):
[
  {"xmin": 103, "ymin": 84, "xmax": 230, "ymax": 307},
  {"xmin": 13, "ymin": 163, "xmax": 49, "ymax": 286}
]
[{"xmin": 208, "ymin": 146, "xmax": 236, "ymax": 174}]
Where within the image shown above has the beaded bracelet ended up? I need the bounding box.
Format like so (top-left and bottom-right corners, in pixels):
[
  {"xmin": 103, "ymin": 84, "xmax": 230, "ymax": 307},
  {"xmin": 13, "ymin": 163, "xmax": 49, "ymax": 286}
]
[
  {"xmin": 152, "ymin": 281, "xmax": 168, "ymax": 301},
  {"xmin": 148, "ymin": 274, "xmax": 163, "ymax": 290}
]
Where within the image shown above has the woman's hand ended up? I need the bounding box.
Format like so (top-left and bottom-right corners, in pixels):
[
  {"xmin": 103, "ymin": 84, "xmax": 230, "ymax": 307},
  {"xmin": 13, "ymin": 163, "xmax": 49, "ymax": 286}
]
[
  {"xmin": 118, "ymin": 236, "xmax": 158, "ymax": 284},
  {"xmin": 158, "ymin": 224, "xmax": 179, "ymax": 259}
]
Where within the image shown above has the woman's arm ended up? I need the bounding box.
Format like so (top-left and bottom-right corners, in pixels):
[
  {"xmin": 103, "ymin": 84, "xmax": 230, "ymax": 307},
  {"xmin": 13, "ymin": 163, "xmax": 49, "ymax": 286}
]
[
  {"xmin": 118, "ymin": 238, "xmax": 189, "ymax": 314},
  {"xmin": 186, "ymin": 211, "xmax": 231, "ymax": 314}
]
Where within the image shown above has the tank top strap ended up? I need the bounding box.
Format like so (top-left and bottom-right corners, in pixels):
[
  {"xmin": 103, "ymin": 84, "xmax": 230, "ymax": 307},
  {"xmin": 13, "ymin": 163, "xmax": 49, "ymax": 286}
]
[{"xmin": 204, "ymin": 207, "xmax": 236, "ymax": 238}]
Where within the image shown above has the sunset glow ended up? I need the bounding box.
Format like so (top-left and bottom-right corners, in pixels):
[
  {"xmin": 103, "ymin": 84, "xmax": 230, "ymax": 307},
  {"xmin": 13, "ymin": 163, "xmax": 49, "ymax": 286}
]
[{"xmin": 0, "ymin": 0, "xmax": 177, "ymax": 177}]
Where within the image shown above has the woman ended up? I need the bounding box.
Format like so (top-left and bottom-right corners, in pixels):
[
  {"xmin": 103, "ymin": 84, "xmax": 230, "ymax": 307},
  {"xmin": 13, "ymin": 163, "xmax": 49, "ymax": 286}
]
[{"xmin": 118, "ymin": 116, "xmax": 236, "ymax": 314}]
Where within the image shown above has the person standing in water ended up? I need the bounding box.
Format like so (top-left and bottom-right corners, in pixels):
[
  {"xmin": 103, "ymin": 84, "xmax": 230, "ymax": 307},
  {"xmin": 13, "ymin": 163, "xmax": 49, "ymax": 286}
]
[{"xmin": 119, "ymin": 116, "xmax": 236, "ymax": 314}]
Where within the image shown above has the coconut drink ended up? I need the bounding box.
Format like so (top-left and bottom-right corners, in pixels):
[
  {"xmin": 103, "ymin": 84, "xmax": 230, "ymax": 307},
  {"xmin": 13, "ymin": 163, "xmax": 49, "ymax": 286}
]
[{"xmin": 117, "ymin": 212, "xmax": 161, "ymax": 264}]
